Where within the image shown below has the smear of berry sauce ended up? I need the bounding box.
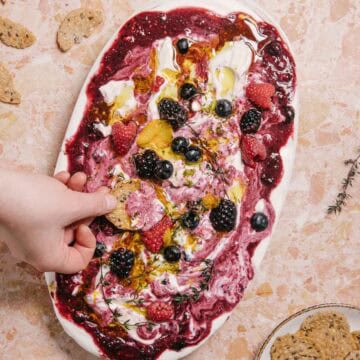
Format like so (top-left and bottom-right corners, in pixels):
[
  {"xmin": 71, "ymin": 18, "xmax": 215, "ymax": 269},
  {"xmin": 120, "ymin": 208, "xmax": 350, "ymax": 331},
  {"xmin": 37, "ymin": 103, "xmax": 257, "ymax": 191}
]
[{"xmin": 55, "ymin": 7, "xmax": 296, "ymax": 360}]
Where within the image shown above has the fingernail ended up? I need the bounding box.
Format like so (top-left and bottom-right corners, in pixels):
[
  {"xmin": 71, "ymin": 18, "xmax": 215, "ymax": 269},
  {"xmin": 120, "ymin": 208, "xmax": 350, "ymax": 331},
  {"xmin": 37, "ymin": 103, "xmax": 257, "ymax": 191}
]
[
  {"xmin": 98, "ymin": 186, "xmax": 110, "ymax": 194},
  {"xmin": 105, "ymin": 194, "xmax": 117, "ymax": 210}
]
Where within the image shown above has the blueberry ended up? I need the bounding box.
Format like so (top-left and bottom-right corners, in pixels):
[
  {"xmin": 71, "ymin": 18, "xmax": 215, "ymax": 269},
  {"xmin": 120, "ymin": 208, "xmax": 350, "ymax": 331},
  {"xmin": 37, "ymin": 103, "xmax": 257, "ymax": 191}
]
[
  {"xmin": 184, "ymin": 145, "xmax": 202, "ymax": 162},
  {"xmin": 163, "ymin": 246, "xmax": 181, "ymax": 263},
  {"xmin": 215, "ymin": 99, "xmax": 233, "ymax": 118},
  {"xmin": 180, "ymin": 83, "xmax": 197, "ymax": 100},
  {"xmin": 94, "ymin": 242, "xmax": 106, "ymax": 258},
  {"xmin": 181, "ymin": 211, "xmax": 200, "ymax": 230},
  {"xmin": 250, "ymin": 212, "xmax": 269, "ymax": 232},
  {"xmin": 155, "ymin": 160, "xmax": 174, "ymax": 180},
  {"xmin": 240, "ymin": 109, "xmax": 262, "ymax": 134},
  {"xmin": 264, "ymin": 41, "xmax": 282, "ymax": 56},
  {"xmin": 171, "ymin": 137, "xmax": 189, "ymax": 154},
  {"xmin": 176, "ymin": 38, "xmax": 189, "ymax": 54},
  {"xmin": 281, "ymin": 105, "xmax": 295, "ymax": 123}
]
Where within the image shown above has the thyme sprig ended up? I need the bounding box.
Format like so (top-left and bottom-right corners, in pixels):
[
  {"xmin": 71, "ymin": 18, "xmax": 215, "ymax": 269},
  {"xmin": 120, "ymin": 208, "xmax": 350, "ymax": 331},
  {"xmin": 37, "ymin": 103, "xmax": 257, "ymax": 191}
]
[
  {"xmin": 328, "ymin": 148, "xmax": 360, "ymax": 214},
  {"xmin": 172, "ymin": 259, "xmax": 214, "ymax": 305},
  {"xmin": 185, "ymin": 123, "xmax": 231, "ymax": 189},
  {"xmin": 98, "ymin": 260, "xmax": 153, "ymax": 331}
]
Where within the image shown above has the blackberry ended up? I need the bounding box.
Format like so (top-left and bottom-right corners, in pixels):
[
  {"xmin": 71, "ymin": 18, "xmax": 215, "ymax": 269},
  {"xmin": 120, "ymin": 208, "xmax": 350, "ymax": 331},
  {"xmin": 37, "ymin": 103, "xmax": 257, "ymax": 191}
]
[
  {"xmin": 210, "ymin": 199, "xmax": 237, "ymax": 232},
  {"xmin": 163, "ymin": 246, "xmax": 181, "ymax": 263},
  {"xmin": 240, "ymin": 109, "xmax": 262, "ymax": 134},
  {"xmin": 250, "ymin": 213, "xmax": 268, "ymax": 232},
  {"xmin": 158, "ymin": 98, "xmax": 188, "ymax": 129},
  {"xmin": 180, "ymin": 83, "xmax": 197, "ymax": 100},
  {"xmin": 94, "ymin": 242, "xmax": 106, "ymax": 258},
  {"xmin": 171, "ymin": 136, "xmax": 189, "ymax": 154},
  {"xmin": 109, "ymin": 248, "xmax": 135, "ymax": 278},
  {"xmin": 176, "ymin": 38, "xmax": 189, "ymax": 54},
  {"xmin": 215, "ymin": 99, "xmax": 233, "ymax": 118},
  {"xmin": 134, "ymin": 150, "xmax": 158, "ymax": 179},
  {"xmin": 181, "ymin": 211, "xmax": 200, "ymax": 230},
  {"xmin": 155, "ymin": 160, "xmax": 174, "ymax": 180}
]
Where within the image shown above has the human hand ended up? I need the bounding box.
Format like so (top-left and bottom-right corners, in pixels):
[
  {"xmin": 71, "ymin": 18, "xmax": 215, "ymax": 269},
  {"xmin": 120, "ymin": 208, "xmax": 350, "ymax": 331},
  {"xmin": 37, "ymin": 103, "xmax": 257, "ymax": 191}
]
[{"xmin": 0, "ymin": 167, "xmax": 116, "ymax": 274}]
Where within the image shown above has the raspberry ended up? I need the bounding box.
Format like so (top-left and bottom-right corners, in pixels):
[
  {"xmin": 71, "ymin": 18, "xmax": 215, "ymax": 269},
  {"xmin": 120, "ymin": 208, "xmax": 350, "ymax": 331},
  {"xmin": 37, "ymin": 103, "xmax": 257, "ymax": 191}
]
[
  {"xmin": 141, "ymin": 216, "xmax": 173, "ymax": 253},
  {"xmin": 111, "ymin": 121, "xmax": 137, "ymax": 156},
  {"xmin": 146, "ymin": 301, "xmax": 174, "ymax": 322},
  {"xmin": 109, "ymin": 248, "xmax": 134, "ymax": 278},
  {"xmin": 158, "ymin": 98, "xmax": 188, "ymax": 129},
  {"xmin": 209, "ymin": 199, "xmax": 237, "ymax": 232},
  {"xmin": 152, "ymin": 76, "xmax": 165, "ymax": 92},
  {"xmin": 240, "ymin": 135, "xmax": 266, "ymax": 168},
  {"xmin": 246, "ymin": 83, "xmax": 275, "ymax": 110},
  {"xmin": 240, "ymin": 109, "xmax": 262, "ymax": 134},
  {"xmin": 134, "ymin": 150, "xmax": 159, "ymax": 179}
]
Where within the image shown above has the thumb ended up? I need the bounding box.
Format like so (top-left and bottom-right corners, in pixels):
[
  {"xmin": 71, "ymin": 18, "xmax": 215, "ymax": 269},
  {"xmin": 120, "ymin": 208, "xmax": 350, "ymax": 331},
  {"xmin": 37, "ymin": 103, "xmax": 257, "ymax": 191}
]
[
  {"xmin": 56, "ymin": 224, "xmax": 96, "ymax": 274},
  {"xmin": 66, "ymin": 190, "xmax": 117, "ymax": 224}
]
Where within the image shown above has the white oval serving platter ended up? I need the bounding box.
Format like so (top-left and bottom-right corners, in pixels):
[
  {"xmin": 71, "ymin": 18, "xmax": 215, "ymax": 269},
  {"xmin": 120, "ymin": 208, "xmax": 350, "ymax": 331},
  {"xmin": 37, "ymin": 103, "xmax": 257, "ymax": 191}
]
[{"xmin": 45, "ymin": 0, "xmax": 299, "ymax": 359}]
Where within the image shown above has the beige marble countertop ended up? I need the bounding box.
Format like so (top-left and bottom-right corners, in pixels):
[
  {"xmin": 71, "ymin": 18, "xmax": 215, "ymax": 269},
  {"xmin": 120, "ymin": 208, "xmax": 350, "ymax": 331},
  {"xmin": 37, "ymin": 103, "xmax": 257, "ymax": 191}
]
[{"xmin": 0, "ymin": 0, "xmax": 359, "ymax": 359}]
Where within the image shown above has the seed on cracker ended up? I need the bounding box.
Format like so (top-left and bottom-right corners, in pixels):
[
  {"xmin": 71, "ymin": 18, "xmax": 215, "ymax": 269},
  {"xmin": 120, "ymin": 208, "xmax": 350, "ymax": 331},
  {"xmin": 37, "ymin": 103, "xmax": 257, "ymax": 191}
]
[
  {"xmin": 105, "ymin": 180, "xmax": 140, "ymax": 231},
  {"xmin": 0, "ymin": 16, "xmax": 36, "ymax": 48},
  {"xmin": 0, "ymin": 63, "xmax": 21, "ymax": 104},
  {"xmin": 345, "ymin": 350, "xmax": 360, "ymax": 360},
  {"xmin": 270, "ymin": 334, "xmax": 324, "ymax": 360},
  {"xmin": 300, "ymin": 311, "xmax": 355, "ymax": 360},
  {"xmin": 352, "ymin": 332, "xmax": 360, "ymax": 350},
  {"xmin": 57, "ymin": 8, "xmax": 103, "ymax": 52}
]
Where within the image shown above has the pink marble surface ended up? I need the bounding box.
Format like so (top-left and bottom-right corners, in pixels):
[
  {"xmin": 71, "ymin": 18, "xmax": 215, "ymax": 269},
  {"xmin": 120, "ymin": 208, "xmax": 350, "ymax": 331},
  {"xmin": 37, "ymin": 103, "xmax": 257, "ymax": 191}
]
[{"xmin": 0, "ymin": 0, "xmax": 359, "ymax": 359}]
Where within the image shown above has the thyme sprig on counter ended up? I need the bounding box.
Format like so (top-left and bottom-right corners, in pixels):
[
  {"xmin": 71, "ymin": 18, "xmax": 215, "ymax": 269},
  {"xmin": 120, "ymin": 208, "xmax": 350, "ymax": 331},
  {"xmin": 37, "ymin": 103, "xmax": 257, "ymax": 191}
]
[{"xmin": 328, "ymin": 148, "xmax": 360, "ymax": 214}]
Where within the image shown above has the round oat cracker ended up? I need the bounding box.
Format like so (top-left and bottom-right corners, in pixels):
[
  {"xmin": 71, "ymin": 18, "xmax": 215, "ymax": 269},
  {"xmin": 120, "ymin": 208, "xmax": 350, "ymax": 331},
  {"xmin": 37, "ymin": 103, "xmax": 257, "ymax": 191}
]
[
  {"xmin": 57, "ymin": 8, "xmax": 103, "ymax": 52},
  {"xmin": 0, "ymin": 62, "xmax": 21, "ymax": 104},
  {"xmin": 300, "ymin": 311, "xmax": 350, "ymax": 333},
  {"xmin": 105, "ymin": 180, "xmax": 141, "ymax": 231},
  {"xmin": 0, "ymin": 16, "xmax": 35, "ymax": 48},
  {"xmin": 300, "ymin": 311, "xmax": 355, "ymax": 360},
  {"xmin": 270, "ymin": 334, "xmax": 324, "ymax": 360}
]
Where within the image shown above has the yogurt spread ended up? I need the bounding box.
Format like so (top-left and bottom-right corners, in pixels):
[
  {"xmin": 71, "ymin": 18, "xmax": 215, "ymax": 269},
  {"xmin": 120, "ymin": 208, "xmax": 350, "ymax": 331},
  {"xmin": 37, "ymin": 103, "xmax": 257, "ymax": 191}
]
[{"xmin": 53, "ymin": 6, "xmax": 296, "ymax": 360}]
